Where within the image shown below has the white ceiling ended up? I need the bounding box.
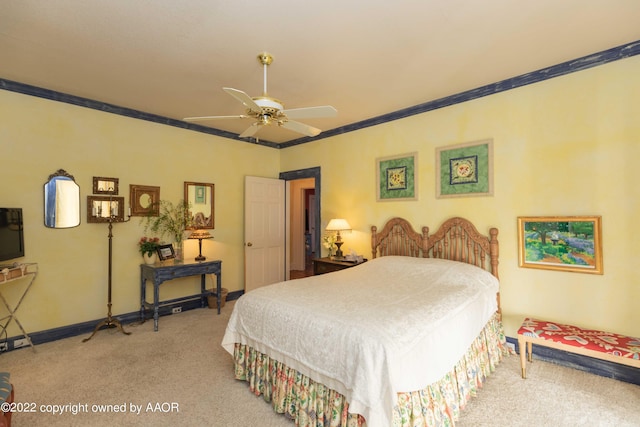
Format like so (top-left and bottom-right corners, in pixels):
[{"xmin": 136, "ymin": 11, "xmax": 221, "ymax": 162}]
[{"xmin": 1, "ymin": 1, "xmax": 639, "ymax": 144}]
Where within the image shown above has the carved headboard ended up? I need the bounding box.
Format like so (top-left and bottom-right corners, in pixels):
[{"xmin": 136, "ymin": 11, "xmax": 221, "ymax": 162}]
[{"xmin": 371, "ymin": 217, "xmax": 428, "ymax": 258}]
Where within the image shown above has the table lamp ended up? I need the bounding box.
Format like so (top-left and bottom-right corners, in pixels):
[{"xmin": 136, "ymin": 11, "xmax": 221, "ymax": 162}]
[
  {"xmin": 188, "ymin": 229, "xmax": 213, "ymax": 261},
  {"xmin": 326, "ymin": 218, "xmax": 351, "ymax": 259}
]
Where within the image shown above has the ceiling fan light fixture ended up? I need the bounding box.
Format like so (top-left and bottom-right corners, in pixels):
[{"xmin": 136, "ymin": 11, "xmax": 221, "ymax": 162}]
[
  {"xmin": 183, "ymin": 52, "xmax": 337, "ymax": 142},
  {"xmin": 259, "ymin": 115, "xmax": 272, "ymax": 125}
]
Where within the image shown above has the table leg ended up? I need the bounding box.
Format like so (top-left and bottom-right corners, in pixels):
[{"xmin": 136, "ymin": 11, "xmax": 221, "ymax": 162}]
[
  {"xmin": 200, "ymin": 274, "xmax": 206, "ymax": 308},
  {"xmin": 217, "ymin": 272, "xmax": 222, "ymax": 315},
  {"xmin": 140, "ymin": 277, "xmax": 147, "ymax": 323},
  {"xmin": 153, "ymin": 281, "xmax": 160, "ymax": 332}
]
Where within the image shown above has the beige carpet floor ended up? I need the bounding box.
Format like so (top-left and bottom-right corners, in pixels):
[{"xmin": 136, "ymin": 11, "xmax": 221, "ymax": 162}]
[{"xmin": 1, "ymin": 302, "xmax": 638, "ymax": 426}]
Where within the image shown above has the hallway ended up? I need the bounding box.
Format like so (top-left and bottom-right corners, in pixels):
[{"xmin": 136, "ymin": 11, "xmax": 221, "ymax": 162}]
[{"xmin": 290, "ymin": 253, "xmax": 314, "ymax": 279}]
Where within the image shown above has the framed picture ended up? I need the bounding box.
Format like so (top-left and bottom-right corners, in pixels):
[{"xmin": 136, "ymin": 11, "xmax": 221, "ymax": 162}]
[
  {"xmin": 517, "ymin": 216, "xmax": 603, "ymax": 274},
  {"xmin": 436, "ymin": 139, "xmax": 493, "ymax": 198},
  {"xmin": 93, "ymin": 177, "xmax": 119, "ymax": 195},
  {"xmin": 376, "ymin": 152, "xmax": 418, "ymax": 201},
  {"xmin": 87, "ymin": 196, "xmax": 125, "ymax": 223},
  {"xmin": 130, "ymin": 184, "xmax": 160, "ymax": 217},
  {"xmin": 156, "ymin": 244, "xmax": 176, "ymax": 261}
]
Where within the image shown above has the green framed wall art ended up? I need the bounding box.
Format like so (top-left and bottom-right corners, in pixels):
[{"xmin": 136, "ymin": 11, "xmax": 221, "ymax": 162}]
[
  {"xmin": 376, "ymin": 152, "xmax": 418, "ymax": 201},
  {"xmin": 436, "ymin": 139, "xmax": 493, "ymax": 198}
]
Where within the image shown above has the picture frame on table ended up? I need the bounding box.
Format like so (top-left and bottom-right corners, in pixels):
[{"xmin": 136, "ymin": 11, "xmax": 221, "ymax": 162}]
[
  {"xmin": 517, "ymin": 216, "xmax": 603, "ymax": 274},
  {"xmin": 156, "ymin": 244, "xmax": 176, "ymax": 261}
]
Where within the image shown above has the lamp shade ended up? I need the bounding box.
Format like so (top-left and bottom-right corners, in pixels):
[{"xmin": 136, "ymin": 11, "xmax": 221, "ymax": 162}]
[
  {"xmin": 326, "ymin": 218, "xmax": 351, "ymax": 231},
  {"xmin": 188, "ymin": 229, "xmax": 213, "ymax": 240}
]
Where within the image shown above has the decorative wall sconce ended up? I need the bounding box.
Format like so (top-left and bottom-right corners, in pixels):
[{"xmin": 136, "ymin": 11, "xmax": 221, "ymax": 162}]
[{"xmin": 87, "ymin": 196, "xmax": 128, "ymax": 223}]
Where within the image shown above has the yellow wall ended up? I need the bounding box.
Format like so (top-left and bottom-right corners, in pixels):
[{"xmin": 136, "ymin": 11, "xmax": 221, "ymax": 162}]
[
  {"xmin": 281, "ymin": 55, "xmax": 640, "ymax": 338},
  {"xmin": 0, "ymin": 90, "xmax": 280, "ymax": 335},
  {"xmin": 1, "ymin": 54, "xmax": 638, "ymax": 340}
]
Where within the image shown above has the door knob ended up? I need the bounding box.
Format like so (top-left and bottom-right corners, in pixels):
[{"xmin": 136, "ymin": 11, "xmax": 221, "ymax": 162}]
[{"xmin": 247, "ymin": 242, "xmax": 253, "ymax": 247}]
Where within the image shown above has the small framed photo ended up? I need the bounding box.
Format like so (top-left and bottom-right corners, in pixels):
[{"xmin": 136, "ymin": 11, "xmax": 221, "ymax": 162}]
[
  {"xmin": 376, "ymin": 152, "xmax": 418, "ymax": 201},
  {"xmin": 517, "ymin": 216, "xmax": 603, "ymax": 274},
  {"xmin": 156, "ymin": 244, "xmax": 176, "ymax": 261}
]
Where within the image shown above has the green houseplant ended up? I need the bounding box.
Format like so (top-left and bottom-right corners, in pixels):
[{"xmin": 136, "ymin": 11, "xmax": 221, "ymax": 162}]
[{"xmin": 141, "ymin": 199, "xmax": 192, "ymax": 259}]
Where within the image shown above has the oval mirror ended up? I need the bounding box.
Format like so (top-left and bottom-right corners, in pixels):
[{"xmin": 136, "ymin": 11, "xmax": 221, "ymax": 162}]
[
  {"xmin": 44, "ymin": 169, "xmax": 81, "ymax": 228},
  {"xmin": 139, "ymin": 193, "xmax": 152, "ymax": 209}
]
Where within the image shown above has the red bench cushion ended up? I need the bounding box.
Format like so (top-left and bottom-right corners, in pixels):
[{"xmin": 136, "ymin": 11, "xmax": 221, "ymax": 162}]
[{"xmin": 518, "ymin": 318, "xmax": 640, "ymax": 360}]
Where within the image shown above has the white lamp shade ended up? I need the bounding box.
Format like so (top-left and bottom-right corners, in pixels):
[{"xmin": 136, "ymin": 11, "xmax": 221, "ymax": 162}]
[{"xmin": 326, "ymin": 218, "xmax": 352, "ymax": 231}]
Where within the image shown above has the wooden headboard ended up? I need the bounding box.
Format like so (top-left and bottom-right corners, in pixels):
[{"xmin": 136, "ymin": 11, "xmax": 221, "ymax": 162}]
[
  {"xmin": 371, "ymin": 217, "xmax": 428, "ymax": 258},
  {"xmin": 371, "ymin": 216, "xmax": 501, "ymax": 313},
  {"xmin": 371, "ymin": 216, "xmax": 500, "ymax": 279}
]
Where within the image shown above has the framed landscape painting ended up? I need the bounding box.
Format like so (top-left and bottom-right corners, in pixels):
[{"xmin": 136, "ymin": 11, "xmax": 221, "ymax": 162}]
[
  {"xmin": 517, "ymin": 216, "xmax": 603, "ymax": 274},
  {"xmin": 436, "ymin": 139, "xmax": 493, "ymax": 198},
  {"xmin": 376, "ymin": 152, "xmax": 418, "ymax": 201}
]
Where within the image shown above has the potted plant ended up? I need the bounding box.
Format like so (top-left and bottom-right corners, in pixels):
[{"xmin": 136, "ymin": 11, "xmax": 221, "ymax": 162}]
[
  {"xmin": 141, "ymin": 199, "xmax": 192, "ymax": 260},
  {"xmin": 138, "ymin": 236, "xmax": 160, "ymax": 264}
]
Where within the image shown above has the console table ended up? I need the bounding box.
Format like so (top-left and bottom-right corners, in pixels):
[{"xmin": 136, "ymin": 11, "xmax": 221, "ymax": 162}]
[{"xmin": 140, "ymin": 260, "xmax": 222, "ymax": 331}]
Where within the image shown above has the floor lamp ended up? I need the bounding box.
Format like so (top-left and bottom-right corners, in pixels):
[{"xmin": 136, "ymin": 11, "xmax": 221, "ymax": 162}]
[{"xmin": 83, "ymin": 203, "xmax": 132, "ymax": 342}]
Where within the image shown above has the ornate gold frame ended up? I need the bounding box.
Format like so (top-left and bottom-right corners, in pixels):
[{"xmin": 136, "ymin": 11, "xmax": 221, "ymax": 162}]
[{"xmin": 517, "ymin": 216, "xmax": 603, "ymax": 274}]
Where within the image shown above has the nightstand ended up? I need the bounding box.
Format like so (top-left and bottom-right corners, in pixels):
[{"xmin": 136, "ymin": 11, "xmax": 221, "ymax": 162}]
[{"xmin": 312, "ymin": 257, "xmax": 367, "ymax": 275}]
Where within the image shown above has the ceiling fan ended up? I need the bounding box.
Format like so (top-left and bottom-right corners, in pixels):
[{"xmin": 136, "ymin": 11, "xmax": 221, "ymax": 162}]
[{"xmin": 184, "ymin": 52, "xmax": 337, "ymax": 139}]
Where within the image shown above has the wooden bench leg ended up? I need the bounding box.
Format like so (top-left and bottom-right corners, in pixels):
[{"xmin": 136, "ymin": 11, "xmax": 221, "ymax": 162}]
[{"xmin": 517, "ymin": 335, "xmax": 527, "ymax": 379}]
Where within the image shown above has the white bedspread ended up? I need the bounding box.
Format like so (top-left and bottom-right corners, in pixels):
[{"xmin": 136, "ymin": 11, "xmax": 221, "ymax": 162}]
[{"xmin": 222, "ymin": 256, "xmax": 499, "ymax": 427}]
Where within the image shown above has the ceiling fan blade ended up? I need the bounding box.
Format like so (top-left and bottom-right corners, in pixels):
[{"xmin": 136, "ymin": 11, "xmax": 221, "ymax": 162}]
[
  {"xmin": 239, "ymin": 123, "xmax": 261, "ymax": 138},
  {"xmin": 183, "ymin": 115, "xmax": 248, "ymax": 122},
  {"xmin": 282, "ymin": 105, "xmax": 337, "ymax": 120},
  {"xmin": 280, "ymin": 120, "xmax": 322, "ymax": 137},
  {"xmin": 223, "ymin": 87, "xmax": 262, "ymax": 114}
]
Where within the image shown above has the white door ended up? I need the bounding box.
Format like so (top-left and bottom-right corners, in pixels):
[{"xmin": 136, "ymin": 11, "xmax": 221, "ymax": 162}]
[{"xmin": 244, "ymin": 176, "xmax": 285, "ymax": 293}]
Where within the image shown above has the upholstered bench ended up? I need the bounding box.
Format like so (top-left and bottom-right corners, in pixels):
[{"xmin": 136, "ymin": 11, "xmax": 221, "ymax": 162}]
[
  {"xmin": 0, "ymin": 372, "xmax": 13, "ymax": 427},
  {"xmin": 517, "ymin": 318, "xmax": 640, "ymax": 379}
]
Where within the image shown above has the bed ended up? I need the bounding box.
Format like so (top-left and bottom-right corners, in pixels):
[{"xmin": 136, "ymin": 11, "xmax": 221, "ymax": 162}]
[{"xmin": 222, "ymin": 216, "xmax": 508, "ymax": 427}]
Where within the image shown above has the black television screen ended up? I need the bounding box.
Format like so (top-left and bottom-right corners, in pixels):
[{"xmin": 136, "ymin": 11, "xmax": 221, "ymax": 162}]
[{"xmin": 0, "ymin": 208, "xmax": 25, "ymax": 262}]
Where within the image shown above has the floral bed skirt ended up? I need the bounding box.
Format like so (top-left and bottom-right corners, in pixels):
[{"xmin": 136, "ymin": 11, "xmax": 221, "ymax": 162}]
[{"xmin": 232, "ymin": 312, "xmax": 509, "ymax": 427}]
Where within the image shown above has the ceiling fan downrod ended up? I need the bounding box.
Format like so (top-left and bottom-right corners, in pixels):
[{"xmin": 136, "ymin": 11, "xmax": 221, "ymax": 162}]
[{"xmin": 258, "ymin": 52, "xmax": 273, "ymax": 96}]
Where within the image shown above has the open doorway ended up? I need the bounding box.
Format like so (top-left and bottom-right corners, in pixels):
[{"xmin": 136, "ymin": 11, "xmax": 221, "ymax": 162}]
[{"xmin": 279, "ymin": 167, "xmax": 320, "ymax": 279}]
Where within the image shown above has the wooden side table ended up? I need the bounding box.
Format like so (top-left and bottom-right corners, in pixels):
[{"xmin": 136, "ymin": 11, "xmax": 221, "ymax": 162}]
[{"xmin": 312, "ymin": 257, "xmax": 366, "ymax": 275}]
